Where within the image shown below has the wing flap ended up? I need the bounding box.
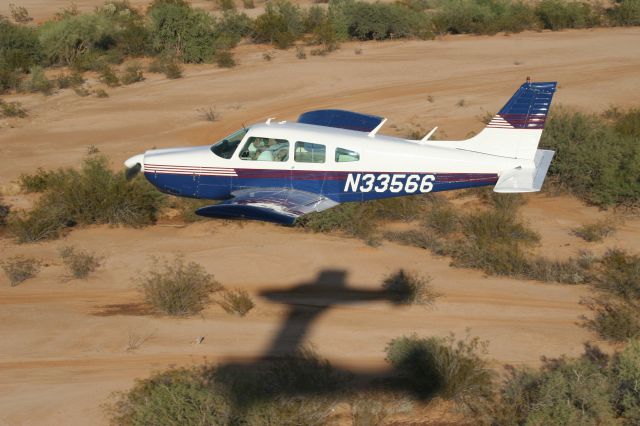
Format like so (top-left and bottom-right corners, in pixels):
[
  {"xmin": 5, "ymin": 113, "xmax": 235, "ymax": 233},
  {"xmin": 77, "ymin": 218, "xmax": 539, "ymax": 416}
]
[
  {"xmin": 494, "ymin": 149, "xmax": 555, "ymax": 193},
  {"xmin": 195, "ymin": 188, "xmax": 339, "ymax": 225}
]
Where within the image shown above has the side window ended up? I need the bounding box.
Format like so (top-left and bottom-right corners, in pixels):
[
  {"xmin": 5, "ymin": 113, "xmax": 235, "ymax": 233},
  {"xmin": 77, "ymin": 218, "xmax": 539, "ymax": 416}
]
[
  {"xmin": 294, "ymin": 141, "xmax": 325, "ymax": 163},
  {"xmin": 239, "ymin": 137, "xmax": 289, "ymax": 162},
  {"xmin": 335, "ymin": 147, "xmax": 360, "ymax": 162}
]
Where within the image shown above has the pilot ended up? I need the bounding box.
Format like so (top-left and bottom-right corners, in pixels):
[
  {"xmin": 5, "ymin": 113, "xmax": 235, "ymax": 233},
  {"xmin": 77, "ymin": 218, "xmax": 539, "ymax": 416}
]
[{"xmin": 249, "ymin": 138, "xmax": 267, "ymax": 160}]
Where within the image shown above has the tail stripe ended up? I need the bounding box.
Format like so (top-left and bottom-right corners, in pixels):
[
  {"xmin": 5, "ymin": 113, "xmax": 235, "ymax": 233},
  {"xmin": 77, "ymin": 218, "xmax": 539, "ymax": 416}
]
[{"xmin": 487, "ymin": 82, "xmax": 557, "ymax": 130}]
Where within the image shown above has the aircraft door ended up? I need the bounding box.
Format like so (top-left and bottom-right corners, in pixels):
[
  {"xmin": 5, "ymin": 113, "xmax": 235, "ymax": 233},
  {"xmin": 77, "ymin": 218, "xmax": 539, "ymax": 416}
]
[{"xmin": 291, "ymin": 141, "xmax": 327, "ymax": 195}]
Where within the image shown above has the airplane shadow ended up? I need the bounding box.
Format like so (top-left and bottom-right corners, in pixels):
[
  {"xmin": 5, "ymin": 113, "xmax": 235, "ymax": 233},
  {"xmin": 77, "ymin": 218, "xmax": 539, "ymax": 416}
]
[{"xmin": 212, "ymin": 269, "xmax": 435, "ymax": 417}]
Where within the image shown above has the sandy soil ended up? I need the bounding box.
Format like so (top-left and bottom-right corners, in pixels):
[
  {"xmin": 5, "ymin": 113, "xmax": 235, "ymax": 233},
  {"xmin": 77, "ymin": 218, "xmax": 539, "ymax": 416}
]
[{"xmin": 1, "ymin": 28, "xmax": 640, "ymax": 425}]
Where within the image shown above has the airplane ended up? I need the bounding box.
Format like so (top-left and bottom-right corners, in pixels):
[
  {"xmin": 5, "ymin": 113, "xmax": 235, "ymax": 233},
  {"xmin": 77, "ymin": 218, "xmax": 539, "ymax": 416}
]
[{"xmin": 124, "ymin": 79, "xmax": 557, "ymax": 225}]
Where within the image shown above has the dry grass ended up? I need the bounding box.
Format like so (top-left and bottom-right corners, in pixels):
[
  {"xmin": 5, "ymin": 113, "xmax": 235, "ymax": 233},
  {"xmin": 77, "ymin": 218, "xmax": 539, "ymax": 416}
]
[
  {"xmin": 59, "ymin": 246, "xmax": 101, "ymax": 279},
  {"xmin": 1, "ymin": 256, "xmax": 40, "ymax": 287},
  {"xmin": 218, "ymin": 288, "xmax": 255, "ymax": 316}
]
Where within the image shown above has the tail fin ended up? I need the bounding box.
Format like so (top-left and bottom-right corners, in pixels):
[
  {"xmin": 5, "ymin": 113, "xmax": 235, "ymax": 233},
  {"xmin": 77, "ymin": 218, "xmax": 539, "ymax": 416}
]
[{"xmin": 460, "ymin": 80, "xmax": 557, "ymax": 160}]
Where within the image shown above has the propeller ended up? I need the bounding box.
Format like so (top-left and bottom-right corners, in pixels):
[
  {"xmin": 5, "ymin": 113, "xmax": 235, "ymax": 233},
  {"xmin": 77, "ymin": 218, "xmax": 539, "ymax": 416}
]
[{"xmin": 124, "ymin": 154, "xmax": 144, "ymax": 181}]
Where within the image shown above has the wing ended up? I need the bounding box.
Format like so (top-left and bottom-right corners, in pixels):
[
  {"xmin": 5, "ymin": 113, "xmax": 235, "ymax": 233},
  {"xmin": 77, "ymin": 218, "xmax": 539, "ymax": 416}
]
[{"xmin": 195, "ymin": 188, "xmax": 339, "ymax": 225}]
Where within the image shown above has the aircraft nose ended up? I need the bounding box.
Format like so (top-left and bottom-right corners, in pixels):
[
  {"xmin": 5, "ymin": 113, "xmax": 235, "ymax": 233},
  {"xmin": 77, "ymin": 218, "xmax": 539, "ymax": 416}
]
[{"xmin": 124, "ymin": 153, "xmax": 144, "ymax": 170}]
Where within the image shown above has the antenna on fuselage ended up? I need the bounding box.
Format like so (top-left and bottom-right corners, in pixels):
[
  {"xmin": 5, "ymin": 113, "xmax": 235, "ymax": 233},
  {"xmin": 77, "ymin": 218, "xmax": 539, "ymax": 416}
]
[
  {"xmin": 367, "ymin": 118, "xmax": 387, "ymax": 138},
  {"xmin": 418, "ymin": 126, "xmax": 438, "ymax": 144}
]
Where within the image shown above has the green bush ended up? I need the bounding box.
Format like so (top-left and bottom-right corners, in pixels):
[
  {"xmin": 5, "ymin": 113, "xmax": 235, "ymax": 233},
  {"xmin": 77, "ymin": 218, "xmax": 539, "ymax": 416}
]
[
  {"xmin": 432, "ymin": 0, "xmax": 538, "ymax": 35},
  {"xmin": 59, "ymin": 246, "xmax": 101, "ymax": 279},
  {"xmin": 582, "ymin": 296, "xmax": 640, "ymax": 341},
  {"xmin": 109, "ymin": 346, "xmax": 342, "ymax": 425},
  {"xmin": 10, "ymin": 155, "xmax": 164, "ymax": 242},
  {"xmin": 148, "ymin": 0, "xmax": 218, "ymax": 63},
  {"xmin": 252, "ymin": 0, "xmax": 305, "ymax": 49},
  {"xmin": 20, "ymin": 65, "xmax": 53, "ymax": 95},
  {"xmin": 382, "ymin": 269, "xmax": 441, "ymax": 306},
  {"xmin": 385, "ymin": 333, "xmax": 494, "ymax": 413},
  {"xmin": 541, "ymin": 108, "xmax": 640, "ymax": 207},
  {"xmin": 120, "ymin": 62, "xmax": 144, "ymax": 84},
  {"xmin": 611, "ymin": 338, "xmax": 640, "ymax": 424},
  {"xmin": 1, "ymin": 255, "xmax": 40, "ymax": 286},
  {"xmin": 596, "ymin": 249, "xmax": 640, "ymax": 301},
  {"xmin": 18, "ymin": 168, "xmax": 57, "ymax": 192},
  {"xmin": 424, "ymin": 203, "xmax": 458, "ymax": 235},
  {"xmin": 140, "ymin": 255, "xmax": 222, "ymax": 316},
  {"xmin": 0, "ymin": 99, "xmax": 27, "ymax": 118},
  {"xmin": 56, "ymin": 71, "xmax": 85, "ymax": 89},
  {"xmin": 535, "ymin": 0, "xmax": 601, "ymax": 30},
  {"xmin": 215, "ymin": 50, "xmax": 236, "ymax": 68},
  {"xmin": 609, "ymin": 0, "xmax": 640, "ymax": 26},
  {"xmin": 107, "ymin": 366, "xmax": 233, "ymax": 426},
  {"xmin": 148, "ymin": 55, "xmax": 183, "ymax": 78},
  {"xmin": 0, "ymin": 17, "xmax": 42, "ymax": 91},
  {"xmin": 572, "ymin": 221, "xmax": 616, "ymax": 242},
  {"xmin": 343, "ymin": 2, "xmax": 432, "ymax": 40},
  {"xmin": 99, "ymin": 65, "xmax": 120, "ymax": 87}
]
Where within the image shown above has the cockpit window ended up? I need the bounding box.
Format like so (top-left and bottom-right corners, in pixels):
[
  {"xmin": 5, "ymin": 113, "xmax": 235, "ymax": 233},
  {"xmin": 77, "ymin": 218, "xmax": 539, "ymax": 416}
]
[
  {"xmin": 239, "ymin": 137, "xmax": 289, "ymax": 162},
  {"xmin": 210, "ymin": 128, "xmax": 248, "ymax": 159}
]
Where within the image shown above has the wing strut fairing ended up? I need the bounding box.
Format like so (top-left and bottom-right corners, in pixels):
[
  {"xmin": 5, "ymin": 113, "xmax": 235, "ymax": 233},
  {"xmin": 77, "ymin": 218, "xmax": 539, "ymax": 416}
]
[{"xmin": 196, "ymin": 188, "xmax": 339, "ymax": 225}]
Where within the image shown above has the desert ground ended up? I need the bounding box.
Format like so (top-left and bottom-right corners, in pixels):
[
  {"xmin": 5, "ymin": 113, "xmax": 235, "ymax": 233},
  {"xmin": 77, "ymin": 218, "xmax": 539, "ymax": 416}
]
[{"xmin": 1, "ymin": 26, "xmax": 640, "ymax": 425}]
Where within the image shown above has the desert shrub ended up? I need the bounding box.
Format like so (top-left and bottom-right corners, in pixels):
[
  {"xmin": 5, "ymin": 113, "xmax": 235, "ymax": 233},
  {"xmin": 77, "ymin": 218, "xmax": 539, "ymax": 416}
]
[
  {"xmin": 432, "ymin": 0, "xmax": 538, "ymax": 35},
  {"xmin": 217, "ymin": 0, "xmax": 237, "ymax": 11},
  {"xmin": 0, "ymin": 17, "xmax": 42, "ymax": 91},
  {"xmin": 169, "ymin": 197, "xmax": 211, "ymax": 222},
  {"xmin": 8, "ymin": 205, "xmax": 68, "ymax": 242},
  {"xmin": 596, "ymin": 249, "xmax": 640, "ymax": 301},
  {"xmin": 59, "ymin": 246, "xmax": 101, "ymax": 279},
  {"xmin": 243, "ymin": 0, "xmax": 255, "ymax": 8},
  {"xmin": 120, "ymin": 62, "xmax": 144, "ymax": 84},
  {"xmin": 252, "ymin": 0, "xmax": 305, "ymax": 48},
  {"xmin": 19, "ymin": 168, "xmax": 57, "ymax": 193},
  {"xmin": 541, "ymin": 108, "xmax": 640, "ymax": 207},
  {"xmin": 582, "ymin": 296, "xmax": 640, "ymax": 341},
  {"xmin": 297, "ymin": 196, "xmax": 424, "ymax": 245},
  {"xmin": 609, "ymin": 0, "xmax": 640, "ymax": 26},
  {"xmin": 610, "ymin": 338, "xmax": 640, "ymax": 424},
  {"xmin": 11, "ymin": 155, "xmax": 164, "ymax": 242},
  {"xmin": 148, "ymin": 0, "xmax": 219, "ymax": 63},
  {"xmin": 216, "ymin": 11, "xmax": 254, "ymax": 49},
  {"xmin": 110, "ymin": 347, "xmax": 341, "ymax": 425},
  {"xmin": 385, "ymin": 333, "xmax": 494, "ymax": 413},
  {"xmin": 0, "ymin": 99, "xmax": 27, "ymax": 118},
  {"xmin": 0, "ymin": 199, "xmax": 9, "ymax": 226},
  {"xmin": 218, "ymin": 288, "xmax": 255, "ymax": 316},
  {"xmin": 56, "ymin": 71, "xmax": 85, "ymax": 89},
  {"xmin": 20, "ymin": 65, "xmax": 53, "ymax": 95},
  {"xmin": 343, "ymin": 2, "xmax": 432, "ymax": 40},
  {"xmin": 38, "ymin": 13, "xmax": 113, "ymax": 66},
  {"xmin": 460, "ymin": 207, "xmax": 539, "ymax": 247},
  {"xmin": 493, "ymin": 353, "xmax": 617, "ymax": 425},
  {"xmin": 382, "ymin": 269, "xmax": 440, "ymax": 306},
  {"xmin": 10, "ymin": 4, "xmax": 33, "ymax": 24},
  {"xmin": 141, "ymin": 255, "xmax": 222, "ymax": 316},
  {"xmin": 148, "ymin": 55, "xmax": 182, "ymax": 78},
  {"xmin": 107, "ymin": 366, "xmax": 233, "ymax": 426},
  {"xmin": 526, "ymin": 255, "xmax": 592, "ymax": 284},
  {"xmin": 95, "ymin": 88, "xmax": 109, "ymax": 98},
  {"xmin": 572, "ymin": 221, "xmax": 616, "ymax": 242},
  {"xmin": 98, "ymin": 1, "xmax": 150, "ymax": 57},
  {"xmin": 99, "ymin": 65, "xmax": 120, "ymax": 86},
  {"xmin": 1, "ymin": 256, "xmax": 40, "ymax": 286},
  {"xmin": 425, "ymin": 203, "xmax": 458, "ymax": 235},
  {"xmin": 215, "ymin": 50, "xmax": 236, "ymax": 68},
  {"xmin": 535, "ymin": 0, "xmax": 601, "ymax": 30}
]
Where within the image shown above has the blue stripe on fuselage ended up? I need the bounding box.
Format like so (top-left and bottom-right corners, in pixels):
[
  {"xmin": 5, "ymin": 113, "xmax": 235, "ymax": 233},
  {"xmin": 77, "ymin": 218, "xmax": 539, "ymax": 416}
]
[{"xmin": 144, "ymin": 169, "xmax": 498, "ymax": 202}]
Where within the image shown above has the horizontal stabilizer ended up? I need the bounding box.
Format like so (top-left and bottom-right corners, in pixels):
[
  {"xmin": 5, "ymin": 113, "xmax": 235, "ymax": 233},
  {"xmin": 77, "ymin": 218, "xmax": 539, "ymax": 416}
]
[{"xmin": 494, "ymin": 149, "xmax": 555, "ymax": 193}]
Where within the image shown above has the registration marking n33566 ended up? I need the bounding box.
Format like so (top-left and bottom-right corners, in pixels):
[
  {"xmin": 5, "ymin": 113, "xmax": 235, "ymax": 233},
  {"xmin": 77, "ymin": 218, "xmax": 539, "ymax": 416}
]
[{"xmin": 344, "ymin": 173, "xmax": 435, "ymax": 193}]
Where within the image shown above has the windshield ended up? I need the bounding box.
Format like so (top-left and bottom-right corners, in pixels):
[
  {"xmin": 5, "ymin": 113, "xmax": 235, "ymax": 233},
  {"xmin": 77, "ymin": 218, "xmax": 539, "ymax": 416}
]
[{"xmin": 210, "ymin": 128, "xmax": 248, "ymax": 159}]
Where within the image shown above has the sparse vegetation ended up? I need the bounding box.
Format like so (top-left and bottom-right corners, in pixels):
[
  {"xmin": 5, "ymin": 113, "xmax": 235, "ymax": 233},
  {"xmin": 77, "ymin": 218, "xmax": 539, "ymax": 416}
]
[
  {"xmin": 218, "ymin": 288, "xmax": 255, "ymax": 316},
  {"xmin": 215, "ymin": 50, "xmax": 236, "ymax": 68},
  {"xmin": 572, "ymin": 221, "xmax": 616, "ymax": 242},
  {"xmin": 383, "ymin": 270, "xmax": 440, "ymax": 307},
  {"xmin": 0, "ymin": 199, "xmax": 9, "ymax": 227},
  {"xmin": 148, "ymin": 55, "xmax": 182, "ymax": 78},
  {"xmin": 295, "ymin": 46, "xmax": 307, "ymax": 59},
  {"xmin": 99, "ymin": 66, "xmax": 120, "ymax": 87},
  {"xmin": 59, "ymin": 246, "xmax": 101, "ymax": 279},
  {"xmin": 140, "ymin": 255, "xmax": 222, "ymax": 316},
  {"xmin": 385, "ymin": 332, "xmax": 494, "ymax": 414},
  {"xmin": 541, "ymin": 107, "xmax": 640, "ymax": 207},
  {"xmin": 2, "ymin": 256, "xmax": 40, "ymax": 286},
  {"xmin": 21, "ymin": 65, "xmax": 53, "ymax": 95},
  {"xmin": 10, "ymin": 155, "xmax": 164, "ymax": 242},
  {"xmin": 56, "ymin": 72, "xmax": 85, "ymax": 89},
  {"xmin": 95, "ymin": 88, "xmax": 109, "ymax": 98},
  {"xmin": 120, "ymin": 62, "xmax": 144, "ymax": 85},
  {"xmin": 0, "ymin": 99, "xmax": 27, "ymax": 118}
]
